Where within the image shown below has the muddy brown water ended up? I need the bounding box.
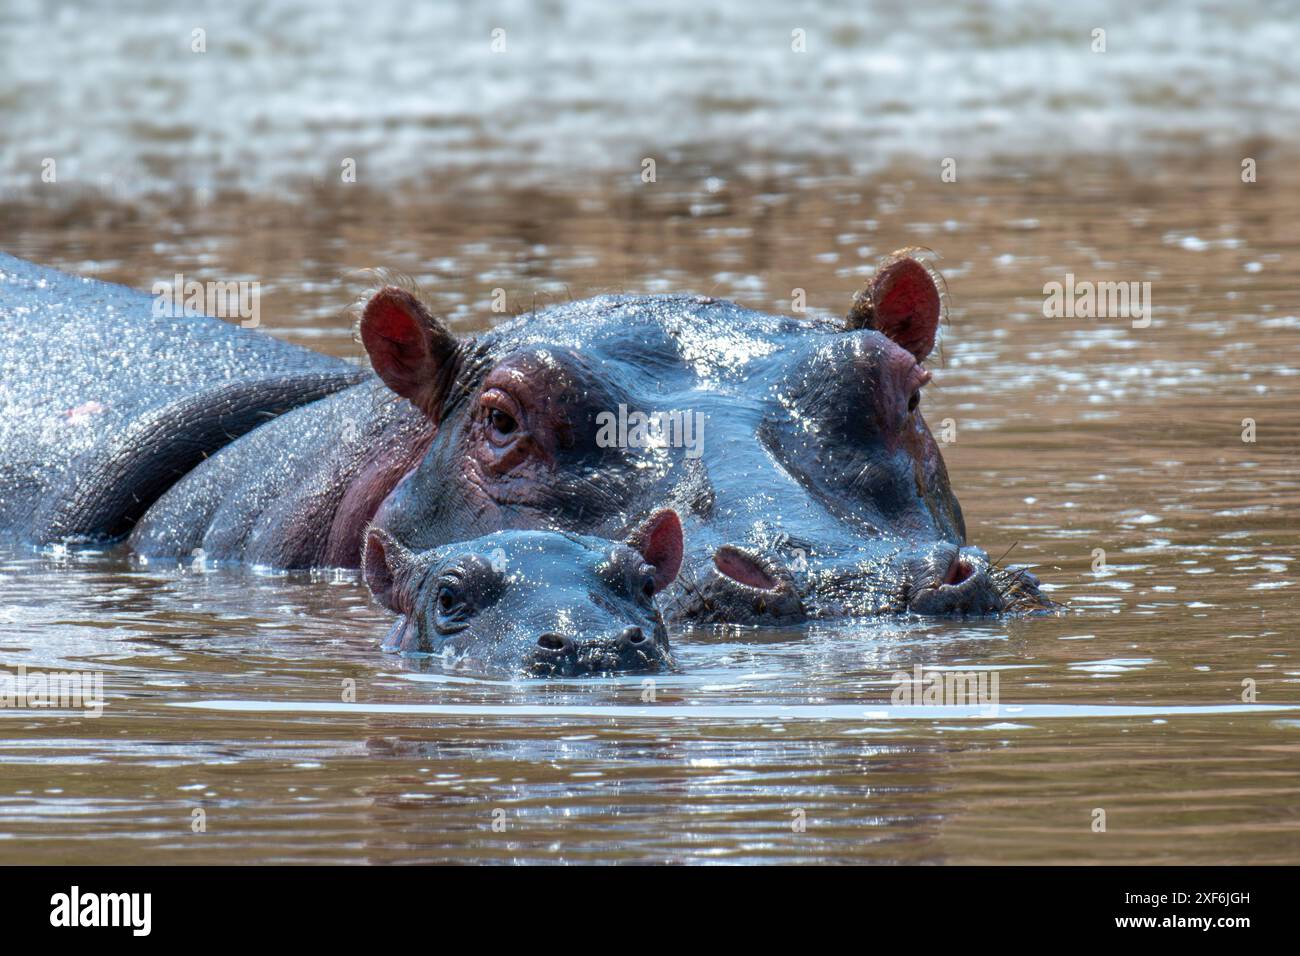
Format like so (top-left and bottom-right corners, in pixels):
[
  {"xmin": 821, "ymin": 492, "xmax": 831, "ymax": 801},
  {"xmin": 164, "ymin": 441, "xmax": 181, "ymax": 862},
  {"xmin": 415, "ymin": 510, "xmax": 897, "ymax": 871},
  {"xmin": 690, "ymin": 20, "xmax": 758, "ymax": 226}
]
[{"xmin": 2, "ymin": 151, "xmax": 1298, "ymax": 864}]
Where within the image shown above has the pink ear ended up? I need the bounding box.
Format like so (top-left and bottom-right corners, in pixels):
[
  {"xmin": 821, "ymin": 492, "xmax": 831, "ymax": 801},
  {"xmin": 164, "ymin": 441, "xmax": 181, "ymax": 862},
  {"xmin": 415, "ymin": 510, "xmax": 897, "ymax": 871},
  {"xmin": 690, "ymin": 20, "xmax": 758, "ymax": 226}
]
[
  {"xmin": 359, "ymin": 287, "xmax": 459, "ymax": 419},
  {"xmin": 849, "ymin": 257, "xmax": 942, "ymax": 361},
  {"xmin": 362, "ymin": 526, "xmax": 416, "ymax": 613},
  {"xmin": 628, "ymin": 509, "xmax": 683, "ymax": 592}
]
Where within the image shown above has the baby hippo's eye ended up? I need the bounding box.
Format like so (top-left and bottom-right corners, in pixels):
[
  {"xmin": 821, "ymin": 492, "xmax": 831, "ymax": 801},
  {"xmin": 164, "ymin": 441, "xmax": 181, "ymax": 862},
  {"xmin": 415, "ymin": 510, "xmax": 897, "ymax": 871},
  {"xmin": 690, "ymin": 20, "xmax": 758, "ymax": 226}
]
[
  {"xmin": 434, "ymin": 582, "xmax": 471, "ymax": 633},
  {"xmin": 601, "ymin": 551, "xmax": 658, "ymax": 605},
  {"xmin": 635, "ymin": 568, "xmax": 657, "ymax": 606},
  {"xmin": 430, "ymin": 555, "xmax": 506, "ymax": 634},
  {"xmin": 906, "ymin": 365, "xmax": 931, "ymax": 417}
]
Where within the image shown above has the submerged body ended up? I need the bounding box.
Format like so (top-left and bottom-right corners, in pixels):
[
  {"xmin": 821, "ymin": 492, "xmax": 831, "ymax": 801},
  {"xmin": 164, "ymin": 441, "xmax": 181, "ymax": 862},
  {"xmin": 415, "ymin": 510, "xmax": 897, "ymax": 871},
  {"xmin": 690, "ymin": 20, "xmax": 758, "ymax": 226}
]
[{"xmin": 0, "ymin": 253, "xmax": 1048, "ymax": 624}]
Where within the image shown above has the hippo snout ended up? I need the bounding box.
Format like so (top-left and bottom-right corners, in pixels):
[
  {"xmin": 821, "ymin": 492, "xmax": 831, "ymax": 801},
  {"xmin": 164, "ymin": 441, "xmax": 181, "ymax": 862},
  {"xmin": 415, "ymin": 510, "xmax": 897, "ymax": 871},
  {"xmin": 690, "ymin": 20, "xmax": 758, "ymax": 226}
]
[
  {"xmin": 667, "ymin": 539, "xmax": 1054, "ymax": 621},
  {"xmin": 906, "ymin": 545, "xmax": 1006, "ymax": 616},
  {"xmin": 527, "ymin": 626, "xmax": 673, "ymax": 677},
  {"xmin": 903, "ymin": 545, "xmax": 1055, "ymax": 616},
  {"xmin": 672, "ymin": 545, "xmax": 807, "ymax": 624}
]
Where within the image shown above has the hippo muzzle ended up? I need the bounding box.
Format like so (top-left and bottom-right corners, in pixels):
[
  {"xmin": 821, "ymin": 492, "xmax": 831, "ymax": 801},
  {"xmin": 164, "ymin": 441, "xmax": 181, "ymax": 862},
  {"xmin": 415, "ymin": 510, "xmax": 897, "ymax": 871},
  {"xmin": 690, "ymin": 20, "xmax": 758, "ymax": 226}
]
[{"xmin": 364, "ymin": 511, "xmax": 683, "ymax": 677}]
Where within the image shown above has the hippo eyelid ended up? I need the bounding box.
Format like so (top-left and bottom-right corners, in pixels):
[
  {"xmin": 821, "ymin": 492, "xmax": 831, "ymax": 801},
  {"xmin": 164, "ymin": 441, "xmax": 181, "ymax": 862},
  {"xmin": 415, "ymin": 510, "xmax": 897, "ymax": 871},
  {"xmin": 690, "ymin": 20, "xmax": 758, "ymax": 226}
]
[
  {"xmin": 432, "ymin": 582, "xmax": 472, "ymax": 634},
  {"xmin": 479, "ymin": 388, "xmax": 524, "ymax": 447},
  {"xmin": 439, "ymin": 553, "xmax": 498, "ymax": 584},
  {"xmin": 594, "ymin": 552, "xmax": 623, "ymax": 582},
  {"xmin": 625, "ymin": 559, "xmax": 657, "ymax": 604},
  {"xmin": 907, "ymin": 365, "xmax": 931, "ymax": 410},
  {"xmin": 593, "ymin": 550, "xmax": 648, "ymax": 601},
  {"xmin": 437, "ymin": 557, "xmax": 507, "ymax": 608}
]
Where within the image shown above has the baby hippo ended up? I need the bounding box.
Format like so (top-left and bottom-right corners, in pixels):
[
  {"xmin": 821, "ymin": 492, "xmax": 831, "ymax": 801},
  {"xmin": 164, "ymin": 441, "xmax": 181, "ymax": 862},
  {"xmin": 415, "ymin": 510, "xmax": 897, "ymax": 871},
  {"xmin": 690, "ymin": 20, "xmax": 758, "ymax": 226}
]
[{"xmin": 363, "ymin": 510, "xmax": 683, "ymax": 677}]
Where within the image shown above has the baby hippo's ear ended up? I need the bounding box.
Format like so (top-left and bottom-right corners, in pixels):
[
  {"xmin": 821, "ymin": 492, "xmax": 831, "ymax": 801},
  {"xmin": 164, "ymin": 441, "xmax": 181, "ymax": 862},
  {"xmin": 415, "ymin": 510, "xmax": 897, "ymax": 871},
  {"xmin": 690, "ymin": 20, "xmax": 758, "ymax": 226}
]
[
  {"xmin": 363, "ymin": 526, "xmax": 419, "ymax": 614},
  {"xmin": 359, "ymin": 286, "xmax": 461, "ymax": 422},
  {"xmin": 627, "ymin": 509, "xmax": 684, "ymax": 593}
]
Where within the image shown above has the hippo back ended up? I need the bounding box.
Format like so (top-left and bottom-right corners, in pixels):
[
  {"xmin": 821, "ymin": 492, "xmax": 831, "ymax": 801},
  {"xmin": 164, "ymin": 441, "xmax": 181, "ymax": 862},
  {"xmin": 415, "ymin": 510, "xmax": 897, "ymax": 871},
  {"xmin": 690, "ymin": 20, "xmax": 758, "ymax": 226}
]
[{"xmin": 0, "ymin": 254, "xmax": 365, "ymax": 545}]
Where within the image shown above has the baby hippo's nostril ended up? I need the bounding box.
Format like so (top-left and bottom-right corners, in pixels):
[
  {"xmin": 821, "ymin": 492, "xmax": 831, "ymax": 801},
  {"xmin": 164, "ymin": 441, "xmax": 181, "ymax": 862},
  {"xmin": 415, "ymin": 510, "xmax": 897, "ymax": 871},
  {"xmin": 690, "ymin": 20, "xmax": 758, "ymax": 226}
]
[
  {"xmin": 618, "ymin": 625, "xmax": 647, "ymax": 648},
  {"xmin": 536, "ymin": 633, "xmax": 575, "ymax": 654}
]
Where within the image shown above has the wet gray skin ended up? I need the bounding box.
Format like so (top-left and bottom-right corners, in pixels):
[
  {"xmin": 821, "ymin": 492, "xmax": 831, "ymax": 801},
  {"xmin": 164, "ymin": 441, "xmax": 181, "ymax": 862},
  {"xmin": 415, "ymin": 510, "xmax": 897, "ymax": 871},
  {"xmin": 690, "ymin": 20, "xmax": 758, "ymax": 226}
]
[
  {"xmin": 363, "ymin": 510, "xmax": 683, "ymax": 677},
  {"xmin": 360, "ymin": 254, "xmax": 1053, "ymax": 622},
  {"xmin": 0, "ymin": 252, "xmax": 1051, "ymax": 624}
]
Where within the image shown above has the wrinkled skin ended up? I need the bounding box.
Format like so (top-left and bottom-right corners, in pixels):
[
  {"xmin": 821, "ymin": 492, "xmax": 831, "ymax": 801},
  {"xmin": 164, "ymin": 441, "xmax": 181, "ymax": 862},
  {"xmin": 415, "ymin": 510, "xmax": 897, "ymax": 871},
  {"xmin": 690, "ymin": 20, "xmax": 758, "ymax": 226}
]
[
  {"xmin": 364, "ymin": 510, "xmax": 683, "ymax": 677},
  {"xmin": 0, "ymin": 252, "xmax": 1050, "ymax": 623}
]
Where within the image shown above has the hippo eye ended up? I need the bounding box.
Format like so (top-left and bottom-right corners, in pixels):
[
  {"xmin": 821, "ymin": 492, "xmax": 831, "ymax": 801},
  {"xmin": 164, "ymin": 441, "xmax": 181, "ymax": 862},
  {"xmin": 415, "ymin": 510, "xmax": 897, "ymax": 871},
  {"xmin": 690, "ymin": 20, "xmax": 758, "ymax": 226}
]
[
  {"xmin": 905, "ymin": 365, "xmax": 931, "ymax": 417},
  {"xmin": 636, "ymin": 571, "xmax": 657, "ymax": 605},
  {"xmin": 480, "ymin": 389, "xmax": 523, "ymax": 448},
  {"xmin": 488, "ymin": 409, "xmax": 517, "ymax": 436},
  {"xmin": 433, "ymin": 583, "xmax": 471, "ymax": 633}
]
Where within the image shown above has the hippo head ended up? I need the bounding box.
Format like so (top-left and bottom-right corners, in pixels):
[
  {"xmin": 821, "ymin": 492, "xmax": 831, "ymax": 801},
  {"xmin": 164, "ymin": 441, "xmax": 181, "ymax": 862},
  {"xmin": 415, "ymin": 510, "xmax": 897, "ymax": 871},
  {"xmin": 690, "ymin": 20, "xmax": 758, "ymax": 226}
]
[
  {"xmin": 361, "ymin": 254, "xmax": 1051, "ymax": 624},
  {"xmin": 363, "ymin": 509, "xmax": 682, "ymax": 676}
]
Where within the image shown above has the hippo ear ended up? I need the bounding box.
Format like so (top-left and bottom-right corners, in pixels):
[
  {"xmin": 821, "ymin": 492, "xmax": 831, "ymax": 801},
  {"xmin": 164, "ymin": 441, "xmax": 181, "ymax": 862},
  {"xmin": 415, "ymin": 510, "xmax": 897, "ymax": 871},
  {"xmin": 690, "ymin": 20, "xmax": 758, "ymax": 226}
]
[
  {"xmin": 845, "ymin": 256, "xmax": 942, "ymax": 361},
  {"xmin": 360, "ymin": 286, "xmax": 461, "ymax": 421},
  {"xmin": 363, "ymin": 526, "xmax": 418, "ymax": 613},
  {"xmin": 627, "ymin": 509, "xmax": 684, "ymax": 593}
]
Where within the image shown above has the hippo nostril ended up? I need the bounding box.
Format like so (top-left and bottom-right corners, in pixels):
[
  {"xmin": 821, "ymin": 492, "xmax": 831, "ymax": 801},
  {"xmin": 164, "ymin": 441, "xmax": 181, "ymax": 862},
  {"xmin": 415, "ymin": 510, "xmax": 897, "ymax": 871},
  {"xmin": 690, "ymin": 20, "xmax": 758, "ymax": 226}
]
[
  {"xmin": 906, "ymin": 545, "xmax": 1004, "ymax": 616},
  {"xmin": 944, "ymin": 556, "xmax": 974, "ymax": 586},
  {"xmin": 619, "ymin": 626, "xmax": 647, "ymax": 646},
  {"xmin": 713, "ymin": 546, "xmax": 781, "ymax": 591},
  {"xmin": 536, "ymin": 633, "xmax": 573, "ymax": 653}
]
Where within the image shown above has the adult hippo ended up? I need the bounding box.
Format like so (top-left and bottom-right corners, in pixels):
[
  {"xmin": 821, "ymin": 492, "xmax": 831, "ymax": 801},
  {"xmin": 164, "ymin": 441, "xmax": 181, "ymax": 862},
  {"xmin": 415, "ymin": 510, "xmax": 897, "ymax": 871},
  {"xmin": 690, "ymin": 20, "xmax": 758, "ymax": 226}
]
[{"xmin": 0, "ymin": 251, "xmax": 1048, "ymax": 622}]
